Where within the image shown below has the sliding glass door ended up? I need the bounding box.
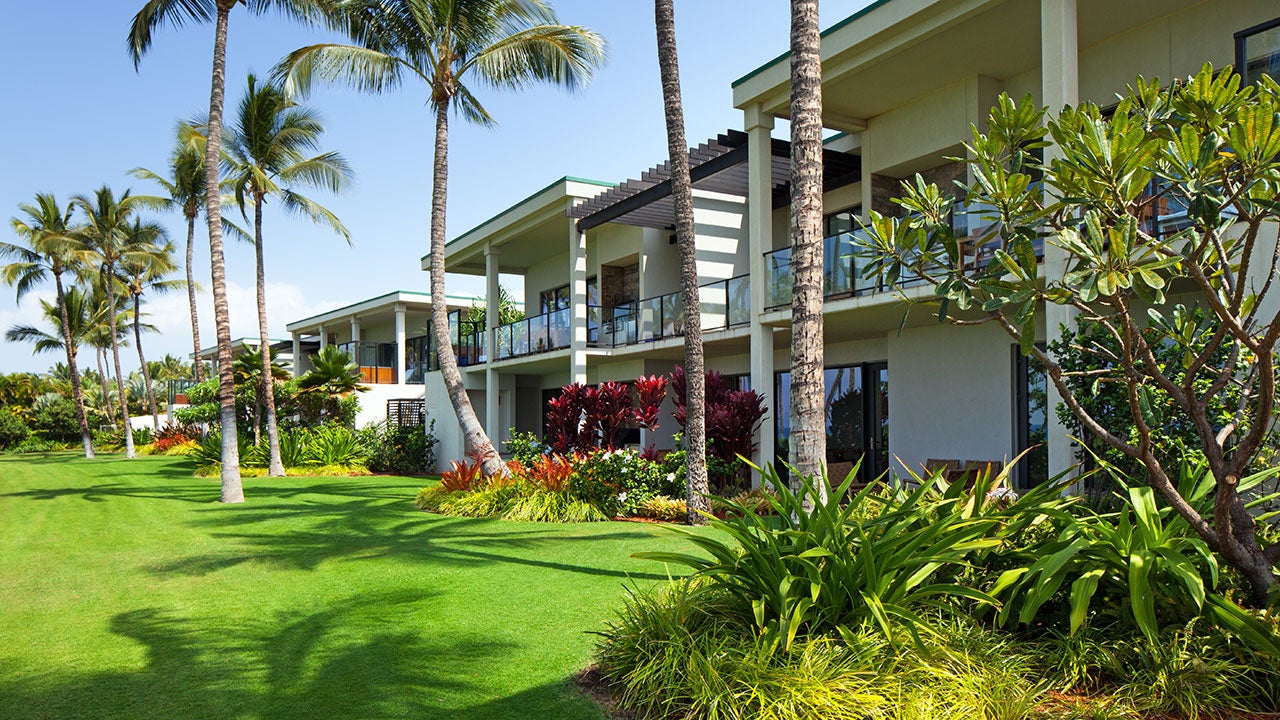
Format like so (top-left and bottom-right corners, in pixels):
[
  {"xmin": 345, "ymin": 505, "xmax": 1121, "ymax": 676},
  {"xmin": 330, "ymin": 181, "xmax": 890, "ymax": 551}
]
[{"xmin": 774, "ymin": 362, "xmax": 889, "ymax": 484}]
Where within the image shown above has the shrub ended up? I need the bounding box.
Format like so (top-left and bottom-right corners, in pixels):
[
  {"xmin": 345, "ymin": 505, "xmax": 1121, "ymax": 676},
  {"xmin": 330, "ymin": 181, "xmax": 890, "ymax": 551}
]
[
  {"xmin": 362, "ymin": 420, "xmax": 438, "ymax": 475},
  {"xmin": 503, "ymin": 430, "xmax": 545, "ymax": 468},
  {"xmin": 304, "ymin": 424, "xmax": 366, "ymax": 467},
  {"xmin": 29, "ymin": 396, "xmax": 79, "ymax": 442},
  {"xmin": 636, "ymin": 495, "xmax": 687, "ymax": 522},
  {"xmin": 0, "ymin": 410, "xmax": 31, "ymax": 451},
  {"xmin": 573, "ymin": 448, "xmax": 679, "ymax": 517},
  {"xmin": 192, "ymin": 432, "xmax": 259, "ymax": 469},
  {"xmin": 152, "ymin": 424, "xmax": 200, "ymax": 453},
  {"xmin": 519, "ymin": 453, "xmax": 576, "ymax": 492},
  {"xmin": 132, "ymin": 426, "xmax": 154, "ymax": 446},
  {"xmin": 439, "ymin": 457, "xmax": 484, "ymax": 492},
  {"xmin": 5, "ymin": 436, "xmax": 54, "ymax": 454}
]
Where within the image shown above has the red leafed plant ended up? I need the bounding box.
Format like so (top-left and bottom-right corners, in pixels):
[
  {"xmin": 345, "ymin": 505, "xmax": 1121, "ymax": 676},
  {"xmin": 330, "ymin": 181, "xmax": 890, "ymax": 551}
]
[
  {"xmin": 633, "ymin": 374, "xmax": 668, "ymax": 431},
  {"xmin": 439, "ymin": 454, "xmax": 485, "ymax": 492},
  {"xmin": 670, "ymin": 366, "xmax": 767, "ymax": 464},
  {"xmin": 522, "ymin": 453, "xmax": 578, "ymax": 492},
  {"xmin": 586, "ymin": 381, "xmax": 634, "ymax": 449},
  {"xmin": 545, "ymin": 383, "xmax": 591, "ymax": 454}
]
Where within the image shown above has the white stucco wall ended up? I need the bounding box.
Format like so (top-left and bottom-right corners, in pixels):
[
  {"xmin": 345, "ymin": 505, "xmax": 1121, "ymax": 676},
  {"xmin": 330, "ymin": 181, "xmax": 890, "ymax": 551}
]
[{"xmin": 885, "ymin": 322, "xmax": 1015, "ymax": 477}]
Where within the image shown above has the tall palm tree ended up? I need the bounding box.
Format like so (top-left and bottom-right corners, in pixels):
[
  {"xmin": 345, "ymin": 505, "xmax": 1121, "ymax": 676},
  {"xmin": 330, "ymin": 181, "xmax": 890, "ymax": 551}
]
[
  {"xmin": 652, "ymin": 0, "xmax": 707, "ymax": 524},
  {"xmin": 1, "ymin": 194, "xmax": 96, "ymax": 458},
  {"xmin": 131, "ymin": 123, "xmax": 210, "ymax": 384},
  {"xmin": 118, "ymin": 224, "xmax": 181, "ymax": 431},
  {"xmin": 225, "ymin": 72, "xmax": 352, "ymax": 476},
  {"xmin": 5, "ymin": 286, "xmax": 95, "ymax": 361},
  {"xmin": 788, "ymin": 0, "xmax": 827, "ymax": 498},
  {"xmin": 129, "ymin": 0, "xmax": 330, "ymax": 501},
  {"xmin": 273, "ymin": 0, "xmax": 606, "ymax": 477},
  {"xmin": 73, "ymin": 186, "xmax": 165, "ymax": 459}
]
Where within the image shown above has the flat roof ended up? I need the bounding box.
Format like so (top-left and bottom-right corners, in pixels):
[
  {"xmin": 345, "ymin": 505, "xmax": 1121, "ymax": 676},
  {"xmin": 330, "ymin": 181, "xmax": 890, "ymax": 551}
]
[{"xmin": 731, "ymin": 0, "xmax": 896, "ymax": 89}]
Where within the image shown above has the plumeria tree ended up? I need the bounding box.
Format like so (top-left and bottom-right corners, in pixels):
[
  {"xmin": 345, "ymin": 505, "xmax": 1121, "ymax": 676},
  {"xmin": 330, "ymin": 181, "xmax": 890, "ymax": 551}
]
[{"xmin": 856, "ymin": 65, "xmax": 1280, "ymax": 606}]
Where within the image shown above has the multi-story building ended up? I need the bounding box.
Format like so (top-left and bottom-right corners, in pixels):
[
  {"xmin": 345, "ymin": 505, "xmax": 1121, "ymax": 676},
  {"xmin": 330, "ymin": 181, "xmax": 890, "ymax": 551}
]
[
  {"xmin": 329, "ymin": 0, "xmax": 1280, "ymax": 478},
  {"xmin": 285, "ymin": 290, "xmax": 481, "ymax": 429}
]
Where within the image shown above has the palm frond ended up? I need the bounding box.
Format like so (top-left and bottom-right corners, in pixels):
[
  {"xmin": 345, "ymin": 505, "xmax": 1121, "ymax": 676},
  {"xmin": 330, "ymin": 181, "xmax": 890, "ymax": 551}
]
[
  {"xmin": 272, "ymin": 43, "xmax": 407, "ymax": 98},
  {"xmin": 127, "ymin": 0, "xmax": 216, "ymax": 66},
  {"xmin": 280, "ymin": 190, "xmax": 352, "ymax": 242}
]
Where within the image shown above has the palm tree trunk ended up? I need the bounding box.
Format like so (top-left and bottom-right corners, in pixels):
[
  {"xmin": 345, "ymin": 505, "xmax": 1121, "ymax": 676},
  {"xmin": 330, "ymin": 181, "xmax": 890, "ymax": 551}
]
[
  {"xmin": 655, "ymin": 0, "xmax": 708, "ymax": 524},
  {"xmin": 254, "ymin": 195, "xmax": 285, "ymax": 476},
  {"xmin": 788, "ymin": 0, "xmax": 827, "ymax": 500},
  {"xmin": 55, "ymin": 273, "xmax": 94, "ymax": 458},
  {"xmin": 134, "ymin": 293, "xmax": 161, "ymax": 431},
  {"xmin": 97, "ymin": 348, "xmax": 115, "ymax": 427},
  {"xmin": 186, "ymin": 210, "xmax": 204, "ymax": 384},
  {"xmin": 205, "ymin": 2, "xmax": 244, "ymax": 502},
  {"xmin": 105, "ymin": 271, "xmax": 136, "ymax": 458},
  {"xmin": 428, "ymin": 99, "xmax": 506, "ymax": 477}
]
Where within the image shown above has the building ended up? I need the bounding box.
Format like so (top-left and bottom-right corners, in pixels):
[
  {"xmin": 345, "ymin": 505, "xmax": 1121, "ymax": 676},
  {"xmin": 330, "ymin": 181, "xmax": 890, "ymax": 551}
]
[
  {"xmin": 383, "ymin": 1, "xmax": 1280, "ymax": 477},
  {"xmin": 285, "ymin": 290, "xmax": 482, "ymax": 430}
]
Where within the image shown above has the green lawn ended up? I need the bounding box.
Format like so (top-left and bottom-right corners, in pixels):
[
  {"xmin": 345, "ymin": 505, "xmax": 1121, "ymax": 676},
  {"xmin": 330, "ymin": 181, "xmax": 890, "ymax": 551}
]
[{"xmin": 0, "ymin": 452, "xmax": 699, "ymax": 720}]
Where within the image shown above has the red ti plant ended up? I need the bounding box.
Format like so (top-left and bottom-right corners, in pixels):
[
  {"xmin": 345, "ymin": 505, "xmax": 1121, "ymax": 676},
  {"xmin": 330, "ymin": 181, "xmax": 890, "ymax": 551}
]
[
  {"xmin": 585, "ymin": 381, "xmax": 634, "ymax": 449},
  {"xmin": 545, "ymin": 382, "xmax": 591, "ymax": 454},
  {"xmin": 670, "ymin": 366, "xmax": 767, "ymax": 464},
  {"xmin": 633, "ymin": 374, "xmax": 668, "ymax": 431}
]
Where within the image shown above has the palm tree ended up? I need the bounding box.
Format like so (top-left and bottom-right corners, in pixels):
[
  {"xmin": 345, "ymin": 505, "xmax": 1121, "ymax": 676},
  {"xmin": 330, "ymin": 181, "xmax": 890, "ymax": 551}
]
[
  {"xmin": 131, "ymin": 123, "xmax": 210, "ymax": 384},
  {"xmin": 788, "ymin": 0, "xmax": 827, "ymax": 498},
  {"xmin": 653, "ymin": 0, "xmax": 707, "ymax": 524},
  {"xmin": 73, "ymin": 186, "xmax": 165, "ymax": 459},
  {"xmin": 224, "ymin": 72, "xmax": 353, "ymax": 476},
  {"xmin": 1, "ymin": 194, "xmax": 96, "ymax": 458},
  {"xmin": 129, "ymin": 0, "xmax": 330, "ymax": 501},
  {"xmin": 297, "ymin": 345, "xmax": 367, "ymax": 424},
  {"xmin": 118, "ymin": 224, "xmax": 181, "ymax": 431},
  {"xmin": 273, "ymin": 0, "xmax": 606, "ymax": 477},
  {"xmin": 232, "ymin": 346, "xmax": 292, "ymax": 441},
  {"xmin": 5, "ymin": 286, "xmax": 95, "ymax": 356},
  {"xmin": 82, "ymin": 281, "xmax": 127, "ymax": 429},
  {"xmin": 149, "ymin": 354, "xmax": 195, "ymax": 381}
]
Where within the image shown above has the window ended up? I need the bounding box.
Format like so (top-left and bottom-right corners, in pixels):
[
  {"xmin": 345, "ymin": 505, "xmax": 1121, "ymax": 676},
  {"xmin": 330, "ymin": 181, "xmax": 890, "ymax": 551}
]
[
  {"xmin": 539, "ymin": 284, "xmax": 570, "ymax": 314},
  {"xmin": 774, "ymin": 362, "xmax": 888, "ymax": 483},
  {"xmin": 1236, "ymin": 17, "xmax": 1280, "ymax": 86},
  {"xmin": 1012, "ymin": 345, "xmax": 1048, "ymax": 489}
]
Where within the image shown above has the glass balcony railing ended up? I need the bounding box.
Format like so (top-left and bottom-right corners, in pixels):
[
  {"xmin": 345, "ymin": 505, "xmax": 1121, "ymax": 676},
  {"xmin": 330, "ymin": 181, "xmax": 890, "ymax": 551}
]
[
  {"xmin": 483, "ymin": 308, "xmax": 571, "ymax": 361},
  {"xmin": 764, "ymin": 230, "xmax": 879, "ymax": 308},
  {"xmin": 591, "ymin": 274, "xmax": 750, "ymax": 348},
  {"xmin": 338, "ymin": 341, "xmax": 398, "ymax": 384}
]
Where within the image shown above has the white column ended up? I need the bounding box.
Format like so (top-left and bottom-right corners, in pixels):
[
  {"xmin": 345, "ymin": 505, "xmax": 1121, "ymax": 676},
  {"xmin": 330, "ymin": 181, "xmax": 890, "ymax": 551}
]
[
  {"xmin": 291, "ymin": 333, "xmax": 302, "ymax": 377},
  {"xmin": 569, "ymin": 220, "xmax": 588, "ymax": 385},
  {"xmin": 318, "ymin": 325, "xmax": 327, "ymax": 350},
  {"xmin": 746, "ymin": 105, "xmax": 776, "ymax": 480},
  {"xmin": 485, "ymin": 245, "xmax": 502, "ymax": 444},
  {"xmin": 394, "ymin": 304, "xmax": 407, "ymax": 384},
  {"xmin": 1042, "ymin": 0, "xmax": 1079, "ymax": 482},
  {"xmin": 350, "ymin": 317, "xmax": 361, "ymax": 345}
]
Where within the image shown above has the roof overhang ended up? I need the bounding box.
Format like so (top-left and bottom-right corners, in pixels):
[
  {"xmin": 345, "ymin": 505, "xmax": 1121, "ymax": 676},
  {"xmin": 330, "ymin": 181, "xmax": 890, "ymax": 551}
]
[
  {"xmin": 284, "ymin": 290, "xmax": 481, "ymax": 334},
  {"xmin": 569, "ymin": 131, "xmax": 861, "ymax": 232},
  {"xmin": 732, "ymin": 0, "xmax": 1206, "ymax": 125},
  {"xmin": 429, "ymin": 176, "xmax": 614, "ymax": 276}
]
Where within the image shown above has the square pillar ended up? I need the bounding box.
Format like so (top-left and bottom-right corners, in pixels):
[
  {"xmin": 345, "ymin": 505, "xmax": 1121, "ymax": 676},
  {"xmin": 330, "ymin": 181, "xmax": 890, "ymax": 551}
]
[
  {"xmin": 746, "ymin": 104, "xmax": 777, "ymax": 479},
  {"xmin": 349, "ymin": 317, "xmax": 361, "ymax": 345},
  {"xmin": 291, "ymin": 333, "xmax": 302, "ymax": 377},
  {"xmin": 485, "ymin": 245, "xmax": 502, "ymax": 443},
  {"xmin": 394, "ymin": 304, "xmax": 407, "ymax": 384},
  {"xmin": 569, "ymin": 220, "xmax": 588, "ymax": 386},
  {"xmin": 318, "ymin": 325, "xmax": 327, "ymax": 350},
  {"xmin": 1041, "ymin": 0, "xmax": 1079, "ymax": 482}
]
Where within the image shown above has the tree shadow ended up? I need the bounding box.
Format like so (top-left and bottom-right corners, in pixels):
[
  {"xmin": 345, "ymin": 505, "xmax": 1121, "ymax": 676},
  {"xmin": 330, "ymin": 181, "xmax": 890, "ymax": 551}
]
[
  {"xmin": 0, "ymin": 591, "xmax": 523, "ymax": 720},
  {"xmin": 152, "ymin": 503, "xmax": 676, "ymax": 582}
]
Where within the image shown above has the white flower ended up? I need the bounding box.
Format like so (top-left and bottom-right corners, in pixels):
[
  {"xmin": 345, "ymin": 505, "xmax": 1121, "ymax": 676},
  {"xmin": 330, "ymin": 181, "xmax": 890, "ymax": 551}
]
[
  {"xmin": 618, "ymin": 492, "xmax": 628, "ymax": 502},
  {"xmin": 666, "ymin": 473, "xmax": 676, "ymax": 482}
]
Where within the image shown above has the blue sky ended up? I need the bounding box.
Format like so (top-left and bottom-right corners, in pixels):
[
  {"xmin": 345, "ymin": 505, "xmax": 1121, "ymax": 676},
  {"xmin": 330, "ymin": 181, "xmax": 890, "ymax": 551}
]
[{"xmin": 0, "ymin": 1, "xmax": 870, "ymax": 374}]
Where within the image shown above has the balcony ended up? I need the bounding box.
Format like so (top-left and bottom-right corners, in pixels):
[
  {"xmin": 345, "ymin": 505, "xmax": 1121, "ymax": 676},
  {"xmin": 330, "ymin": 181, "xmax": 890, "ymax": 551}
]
[
  {"xmin": 764, "ymin": 230, "xmax": 885, "ymax": 308},
  {"xmin": 591, "ymin": 274, "xmax": 750, "ymax": 347},
  {"xmin": 338, "ymin": 341, "xmax": 398, "ymax": 384}
]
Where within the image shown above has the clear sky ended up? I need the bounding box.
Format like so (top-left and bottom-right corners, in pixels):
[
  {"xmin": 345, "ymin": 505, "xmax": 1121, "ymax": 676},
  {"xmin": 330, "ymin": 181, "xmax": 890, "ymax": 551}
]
[{"xmin": 0, "ymin": 1, "xmax": 870, "ymax": 375}]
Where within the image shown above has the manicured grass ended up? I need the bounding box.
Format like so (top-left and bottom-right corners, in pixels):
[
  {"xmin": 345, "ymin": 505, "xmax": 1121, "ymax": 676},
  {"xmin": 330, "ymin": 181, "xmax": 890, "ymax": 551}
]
[{"xmin": 0, "ymin": 452, "xmax": 701, "ymax": 719}]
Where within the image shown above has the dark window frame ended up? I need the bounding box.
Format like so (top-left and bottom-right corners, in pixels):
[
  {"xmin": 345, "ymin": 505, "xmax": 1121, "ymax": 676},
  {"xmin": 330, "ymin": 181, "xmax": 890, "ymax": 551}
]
[{"xmin": 1012, "ymin": 343, "xmax": 1048, "ymax": 489}]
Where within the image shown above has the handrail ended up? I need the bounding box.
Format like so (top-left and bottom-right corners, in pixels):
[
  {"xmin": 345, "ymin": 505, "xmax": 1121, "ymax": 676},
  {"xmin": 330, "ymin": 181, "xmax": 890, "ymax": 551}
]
[{"xmin": 592, "ymin": 273, "xmax": 750, "ymax": 347}]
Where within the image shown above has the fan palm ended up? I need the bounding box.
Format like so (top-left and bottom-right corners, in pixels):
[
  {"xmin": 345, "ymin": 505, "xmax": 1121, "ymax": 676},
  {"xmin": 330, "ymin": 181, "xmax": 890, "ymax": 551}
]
[
  {"xmin": 131, "ymin": 123, "xmax": 211, "ymax": 384},
  {"xmin": 273, "ymin": 0, "xmax": 606, "ymax": 477},
  {"xmin": 225, "ymin": 72, "xmax": 352, "ymax": 476},
  {"xmin": 149, "ymin": 354, "xmax": 196, "ymax": 382},
  {"xmin": 1, "ymin": 194, "xmax": 96, "ymax": 458},
  {"xmin": 73, "ymin": 186, "xmax": 165, "ymax": 459},
  {"xmin": 118, "ymin": 224, "xmax": 181, "ymax": 431},
  {"xmin": 129, "ymin": 0, "xmax": 332, "ymax": 501},
  {"xmin": 232, "ymin": 346, "xmax": 292, "ymax": 444},
  {"xmin": 298, "ymin": 345, "xmax": 367, "ymax": 425}
]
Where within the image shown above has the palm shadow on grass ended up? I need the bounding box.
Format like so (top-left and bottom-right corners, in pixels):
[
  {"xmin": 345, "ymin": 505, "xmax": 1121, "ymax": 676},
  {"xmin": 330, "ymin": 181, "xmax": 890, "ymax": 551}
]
[
  {"xmin": 0, "ymin": 590, "xmax": 532, "ymax": 720},
  {"xmin": 152, "ymin": 490, "xmax": 676, "ymax": 582}
]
